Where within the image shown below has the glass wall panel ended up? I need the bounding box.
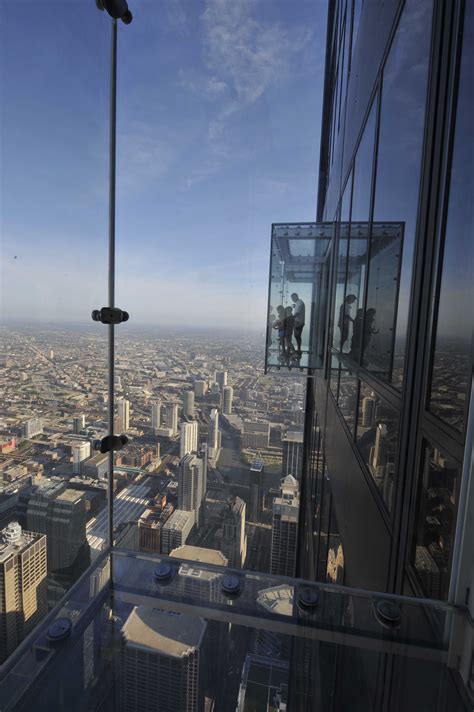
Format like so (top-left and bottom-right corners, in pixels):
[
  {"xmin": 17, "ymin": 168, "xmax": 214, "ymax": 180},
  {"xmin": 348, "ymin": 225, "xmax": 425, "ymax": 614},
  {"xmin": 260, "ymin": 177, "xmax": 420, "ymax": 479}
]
[
  {"xmin": 343, "ymin": 103, "xmax": 376, "ymax": 357},
  {"xmin": 0, "ymin": 1, "xmax": 109, "ymax": 664},
  {"xmin": 372, "ymin": 0, "xmax": 433, "ymax": 388},
  {"xmin": 429, "ymin": 2, "xmax": 474, "ymax": 434},
  {"xmin": 332, "ymin": 174, "xmax": 352, "ymax": 351},
  {"xmin": 362, "ymin": 222, "xmax": 404, "ymax": 377},
  {"xmin": 411, "ymin": 442, "xmax": 460, "ymax": 600},
  {"xmin": 337, "ymin": 369, "xmax": 358, "ymax": 435},
  {"xmin": 114, "ymin": 1, "xmax": 322, "ymax": 574},
  {"xmin": 330, "ymin": 354, "xmax": 340, "ymax": 400},
  {"xmin": 356, "ymin": 382, "xmax": 399, "ymax": 512}
]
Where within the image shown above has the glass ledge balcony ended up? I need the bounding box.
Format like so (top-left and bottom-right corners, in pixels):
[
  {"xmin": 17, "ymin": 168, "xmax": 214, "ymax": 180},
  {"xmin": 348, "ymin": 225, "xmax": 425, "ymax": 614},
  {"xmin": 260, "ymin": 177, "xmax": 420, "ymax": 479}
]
[
  {"xmin": 266, "ymin": 223, "xmax": 333, "ymax": 373},
  {"xmin": 0, "ymin": 549, "xmax": 471, "ymax": 712}
]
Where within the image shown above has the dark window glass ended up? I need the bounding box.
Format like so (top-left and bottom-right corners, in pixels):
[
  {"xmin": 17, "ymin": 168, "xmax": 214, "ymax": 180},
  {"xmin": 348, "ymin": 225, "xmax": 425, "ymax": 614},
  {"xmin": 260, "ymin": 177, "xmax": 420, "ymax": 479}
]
[
  {"xmin": 351, "ymin": 0, "xmax": 362, "ymax": 60},
  {"xmin": 411, "ymin": 442, "xmax": 459, "ymax": 600},
  {"xmin": 372, "ymin": 0, "xmax": 433, "ymax": 387},
  {"xmin": 429, "ymin": 2, "xmax": 474, "ymax": 434},
  {"xmin": 332, "ymin": 174, "xmax": 352, "ymax": 350},
  {"xmin": 356, "ymin": 382, "xmax": 399, "ymax": 512},
  {"xmin": 362, "ymin": 222, "xmax": 403, "ymax": 377},
  {"xmin": 337, "ymin": 370, "xmax": 358, "ymax": 435},
  {"xmin": 330, "ymin": 354, "xmax": 340, "ymax": 400},
  {"xmin": 342, "ymin": 103, "xmax": 376, "ymax": 357}
]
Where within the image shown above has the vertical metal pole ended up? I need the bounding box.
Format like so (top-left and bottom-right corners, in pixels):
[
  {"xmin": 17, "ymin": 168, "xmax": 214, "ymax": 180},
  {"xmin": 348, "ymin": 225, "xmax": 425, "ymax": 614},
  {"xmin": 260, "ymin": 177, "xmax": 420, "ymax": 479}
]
[{"xmin": 108, "ymin": 19, "xmax": 117, "ymax": 557}]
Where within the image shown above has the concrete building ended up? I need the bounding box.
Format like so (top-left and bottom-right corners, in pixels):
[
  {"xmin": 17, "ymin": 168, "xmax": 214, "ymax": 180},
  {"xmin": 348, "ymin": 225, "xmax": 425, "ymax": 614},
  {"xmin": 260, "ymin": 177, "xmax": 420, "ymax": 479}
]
[
  {"xmin": 117, "ymin": 399, "xmax": 130, "ymax": 433},
  {"xmin": 236, "ymin": 655, "xmax": 288, "ymax": 712},
  {"xmin": 22, "ymin": 418, "xmax": 43, "ymax": 439},
  {"xmin": 281, "ymin": 428, "xmax": 304, "ymax": 480},
  {"xmin": 270, "ymin": 475, "xmax": 299, "ymax": 577},
  {"xmin": 180, "ymin": 421, "xmax": 198, "ymax": 459},
  {"xmin": 151, "ymin": 401, "xmax": 162, "ymax": 433},
  {"xmin": 178, "ymin": 453, "xmax": 205, "ymax": 525},
  {"xmin": 138, "ymin": 503, "xmax": 174, "ymax": 553},
  {"xmin": 83, "ymin": 452, "xmax": 109, "ymax": 480},
  {"xmin": 242, "ymin": 421, "xmax": 270, "ymax": 449},
  {"xmin": 194, "ymin": 380, "xmax": 207, "ymax": 397},
  {"xmin": 220, "ymin": 497, "xmax": 247, "ymax": 568},
  {"xmin": 164, "ymin": 403, "xmax": 179, "ymax": 436},
  {"xmin": 222, "ymin": 386, "xmax": 233, "ymax": 415},
  {"xmin": 120, "ymin": 606, "xmax": 207, "ymax": 712},
  {"xmin": 72, "ymin": 441, "xmax": 91, "ymax": 475},
  {"xmin": 207, "ymin": 408, "xmax": 220, "ymax": 460},
  {"xmin": 249, "ymin": 460, "xmax": 264, "ymax": 524},
  {"xmin": 183, "ymin": 390, "xmax": 195, "ymax": 418},
  {"xmin": 72, "ymin": 414, "xmax": 86, "ymax": 434},
  {"xmin": 215, "ymin": 370, "xmax": 227, "ymax": 391},
  {"xmin": 0, "ymin": 522, "xmax": 47, "ymax": 663},
  {"xmin": 160, "ymin": 510, "xmax": 194, "ymax": 555},
  {"xmin": 169, "ymin": 545, "xmax": 228, "ymax": 602}
]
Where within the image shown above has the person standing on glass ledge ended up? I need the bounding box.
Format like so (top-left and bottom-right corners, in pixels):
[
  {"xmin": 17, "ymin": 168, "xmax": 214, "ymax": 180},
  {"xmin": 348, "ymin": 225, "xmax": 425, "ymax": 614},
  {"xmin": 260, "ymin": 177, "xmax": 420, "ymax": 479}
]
[{"xmin": 291, "ymin": 292, "xmax": 305, "ymax": 356}]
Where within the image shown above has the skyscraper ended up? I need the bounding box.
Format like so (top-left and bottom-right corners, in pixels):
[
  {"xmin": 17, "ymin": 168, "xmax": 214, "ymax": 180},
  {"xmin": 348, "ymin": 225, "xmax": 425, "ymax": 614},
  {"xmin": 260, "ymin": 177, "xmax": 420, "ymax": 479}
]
[
  {"xmin": 117, "ymin": 399, "xmax": 130, "ymax": 433},
  {"xmin": 220, "ymin": 497, "xmax": 247, "ymax": 568},
  {"xmin": 207, "ymin": 408, "xmax": 220, "ymax": 460},
  {"xmin": 194, "ymin": 380, "xmax": 207, "ymax": 397},
  {"xmin": 0, "ymin": 522, "xmax": 47, "ymax": 663},
  {"xmin": 151, "ymin": 400, "xmax": 162, "ymax": 433},
  {"xmin": 180, "ymin": 421, "xmax": 198, "ymax": 459},
  {"xmin": 281, "ymin": 428, "xmax": 304, "ymax": 479},
  {"xmin": 72, "ymin": 414, "xmax": 86, "ymax": 434},
  {"xmin": 242, "ymin": 420, "xmax": 270, "ymax": 449},
  {"xmin": 270, "ymin": 475, "xmax": 299, "ymax": 577},
  {"xmin": 164, "ymin": 403, "xmax": 178, "ymax": 436},
  {"xmin": 25, "ymin": 481, "xmax": 90, "ymax": 575},
  {"xmin": 161, "ymin": 510, "xmax": 194, "ymax": 554},
  {"xmin": 72, "ymin": 441, "xmax": 91, "ymax": 474},
  {"xmin": 178, "ymin": 452, "xmax": 205, "ymax": 525},
  {"xmin": 183, "ymin": 390, "xmax": 195, "ymax": 418},
  {"xmin": 215, "ymin": 370, "xmax": 227, "ymax": 391},
  {"xmin": 361, "ymin": 395, "xmax": 376, "ymax": 428},
  {"xmin": 22, "ymin": 418, "xmax": 43, "ymax": 439},
  {"xmin": 222, "ymin": 386, "xmax": 233, "ymax": 415},
  {"xmin": 120, "ymin": 606, "xmax": 206, "ymax": 712},
  {"xmin": 249, "ymin": 460, "xmax": 264, "ymax": 524}
]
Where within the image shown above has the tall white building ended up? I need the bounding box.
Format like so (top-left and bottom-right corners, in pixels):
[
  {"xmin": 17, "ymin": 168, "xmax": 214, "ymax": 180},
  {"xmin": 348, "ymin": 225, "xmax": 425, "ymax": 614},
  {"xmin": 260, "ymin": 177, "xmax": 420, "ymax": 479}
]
[
  {"xmin": 222, "ymin": 386, "xmax": 233, "ymax": 415},
  {"xmin": 161, "ymin": 510, "xmax": 194, "ymax": 554},
  {"xmin": 120, "ymin": 606, "xmax": 206, "ymax": 712},
  {"xmin": 72, "ymin": 441, "xmax": 91, "ymax": 474},
  {"xmin": 22, "ymin": 418, "xmax": 43, "ymax": 439},
  {"xmin": 151, "ymin": 401, "xmax": 162, "ymax": 433},
  {"xmin": 270, "ymin": 475, "xmax": 299, "ymax": 577},
  {"xmin": 183, "ymin": 390, "xmax": 195, "ymax": 418},
  {"xmin": 72, "ymin": 414, "xmax": 86, "ymax": 434},
  {"xmin": 208, "ymin": 408, "xmax": 220, "ymax": 460},
  {"xmin": 117, "ymin": 399, "xmax": 130, "ymax": 433},
  {"xmin": 180, "ymin": 421, "xmax": 198, "ymax": 459},
  {"xmin": 178, "ymin": 453, "xmax": 205, "ymax": 525},
  {"xmin": 221, "ymin": 497, "xmax": 247, "ymax": 568},
  {"xmin": 361, "ymin": 394, "xmax": 376, "ymax": 428},
  {"xmin": 215, "ymin": 370, "xmax": 227, "ymax": 391},
  {"xmin": 164, "ymin": 403, "xmax": 179, "ymax": 436}
]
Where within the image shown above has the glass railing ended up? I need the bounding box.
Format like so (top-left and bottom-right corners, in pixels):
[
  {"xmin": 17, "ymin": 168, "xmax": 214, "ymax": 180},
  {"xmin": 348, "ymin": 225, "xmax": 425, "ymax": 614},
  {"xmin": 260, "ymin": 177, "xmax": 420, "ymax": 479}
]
[{"xmin": 0, "ymin": 548, "xmax": 471, "ymax": 711}]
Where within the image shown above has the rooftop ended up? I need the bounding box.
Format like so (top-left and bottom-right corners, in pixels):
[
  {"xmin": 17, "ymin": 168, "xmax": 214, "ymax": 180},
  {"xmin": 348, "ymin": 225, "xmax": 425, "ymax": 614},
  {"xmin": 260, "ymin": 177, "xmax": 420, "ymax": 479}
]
[{"xmin": 121, "ymin": 606, "xmax": 206, "ymax": 657}]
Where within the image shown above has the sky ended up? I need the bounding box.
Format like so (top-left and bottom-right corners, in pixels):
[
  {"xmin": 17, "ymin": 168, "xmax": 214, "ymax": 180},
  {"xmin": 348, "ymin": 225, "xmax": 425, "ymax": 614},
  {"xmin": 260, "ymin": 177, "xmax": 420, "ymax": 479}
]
[{"xmin": 0, "ymin": 0, "xmax": 327, "ymax": 331}]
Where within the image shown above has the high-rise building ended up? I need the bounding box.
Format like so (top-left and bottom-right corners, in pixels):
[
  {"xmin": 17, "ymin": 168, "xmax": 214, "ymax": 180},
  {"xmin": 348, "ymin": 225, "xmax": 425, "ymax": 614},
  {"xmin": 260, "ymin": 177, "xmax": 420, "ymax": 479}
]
[
  {"xmin": 236, "ymin": 655, "xmax": 289, "ymax": 712},
  {"xmin": 120, "ymin": 606, "xmax": 206, "ymax": 712},
  {"xmin": 160, "ymin": 510, "xmax": 194, "ymax": 555},
  {"xmin": 242, "ymin": 420, "xmax": 270, "ymax": 449},
  {"xmin": 194, "ymin": 380, "xmax": 207, "ymax": 397},
  {"xmin": 207, "ymin": 408, "xmax": 220, "ymax": 460},
  {"xmin": 117, "ymin": 399, "xmax": 130, "ymax": 433},
  {"xmin": 138, "ymin": 503, "xmax": 174, "ymax": 553},
  {"xmin": 24, "ymin": 481, "xmax": 90, "ymax": 575},
  {"xmin": 249, "ymin": 460, "xmax": 264, "ymax": 524},
  {"xmin": 151, "ymin": 400, "xmax": 162, "ymax": 433},
  {"xmin": 180, "ymin": 421, "xmax": 198, "ymax": 459},
  {"xmin": 164, "ymin": 403, "xmax": 178, "ymax": 436},
  {"xmin": 270, "ymin": 475, "xmax": 299, "ymax": 577},
  {"xmin": 220, "ymin": 497, "xmax": 247, "ymax": 568},
  {"xmin": 215, "ymin": 370, "xmax": 227, "ymax": 391},
  {"xmin": 72, "ymin": 414, "xmax": 86, "ymax": 434},
  {"xmin": 222, "ymin": 386, "xmax": 233, "ymax": 415},
  {"xmin": 178, "ymin": 453, "xmax": 205, "ymax": 524},
  {"xmin": 183, "ymin": 390, "xmax": 195, "ymax": 418},
  {"xmin": 169, "ymin": 545, "xmax": 228, "ymax": 602},
  {"xmin": 281, "ymin": 428, "xmax": 304, "ymax": 479},
  {"xmin": 0, "ymin": 522, "xmax": 47, "ymax": 663},
  {"xmin": 361, "ymin": 395, "xmax": 376, "ymax": 428},
  {"xmin": 72, "ymin": 441, "xmax": 91, "ymax": 474},
  {"xmin": 22, "ymin": 418, "xmax": 43, "ymax": 439}
]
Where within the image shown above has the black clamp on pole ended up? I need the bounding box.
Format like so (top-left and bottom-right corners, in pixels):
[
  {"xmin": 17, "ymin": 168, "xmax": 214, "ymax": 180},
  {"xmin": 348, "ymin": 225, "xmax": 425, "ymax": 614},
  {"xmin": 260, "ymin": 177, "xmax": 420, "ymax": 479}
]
[
  {"xmin": 91, "ymin": 307, "xmax": 129, "ymax": 325},
  {"xmin": 93, "ymin": 434, "xmax": 128, "ymax": 454},
  {"xmin": 96, "ymin": 0, "xmax": 133, "ymax": 24}
]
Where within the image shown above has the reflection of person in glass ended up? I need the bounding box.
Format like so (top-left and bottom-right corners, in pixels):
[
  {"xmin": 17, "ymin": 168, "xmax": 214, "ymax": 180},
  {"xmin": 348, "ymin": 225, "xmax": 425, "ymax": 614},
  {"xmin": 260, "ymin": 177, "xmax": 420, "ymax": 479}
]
[
  {"xmin": 291, "ymin": 292, "xmax": 305, "ymax": 356},
  {"xmin": 362, "ymin": 308, "xmax": 379, "ymax": 360},
  {"xmin": 350, "ymin": 308, "xmax": 364, "ymax": 360},
  {"xmin": 272, "ymin": 306, "xmax": 286, "ymax": 362},
  {"xmin": 267, "ymin": 305, "xmax": 275, "ymax": 348},
  {"xmin": 284, "ymin": 306, "xmax": 295, "ymax": 362},
  {"xmin": 338, "ymin": 293, "xmax": 356, "ymax": 351}
]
